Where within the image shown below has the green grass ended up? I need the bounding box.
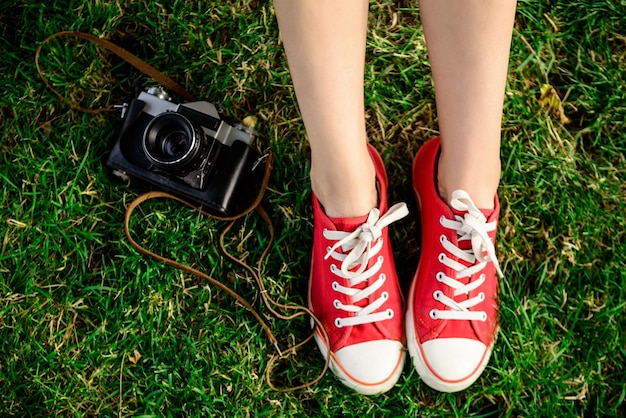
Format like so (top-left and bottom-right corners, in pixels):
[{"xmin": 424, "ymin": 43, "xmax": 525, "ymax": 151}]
[{"xmin": 1, "ymin": 0, "xmax": 625, "ymax": 416}]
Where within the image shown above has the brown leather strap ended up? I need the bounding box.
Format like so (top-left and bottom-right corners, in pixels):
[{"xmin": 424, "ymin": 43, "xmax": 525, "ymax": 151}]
[
  {"xmin": 38, "ymin": 30, "xmax": 329, "ymax": 391},
  {"xmin": 35, "ymin": 30, "xmax": 196, "ymax": 113},
  {"xmin": 219, "ymin": 202, "xmax": 331, "ymax": 391},
  {"xmin": 123, "ymin": 155, "xmax": 330, "ymax": 391}
]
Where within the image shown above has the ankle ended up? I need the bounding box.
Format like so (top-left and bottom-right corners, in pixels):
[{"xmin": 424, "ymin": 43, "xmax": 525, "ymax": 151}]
[
  {"xmin": 311, "ymin": 155, "xmax": 377, "ymax": 218},
  {"xmin": 437, "ymin": 181, "xmax": 499, "ymax": 210},
  {"xmin": 437, "ymin": 152, "xmax": 500, "ymax": 210},
  {"xmin": 312, "ymin": 175, "xmax": 377, "ymax": 218}
]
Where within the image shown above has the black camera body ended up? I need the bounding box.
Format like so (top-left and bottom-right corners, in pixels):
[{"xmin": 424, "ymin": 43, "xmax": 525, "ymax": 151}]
[{"xmin": 107, "ymin": 88, "xmax": 263, "ymax": 216}]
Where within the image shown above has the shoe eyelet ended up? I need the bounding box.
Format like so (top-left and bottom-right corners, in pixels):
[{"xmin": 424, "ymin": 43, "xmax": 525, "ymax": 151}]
[
  {"xmin": 330, "ymin": 264, "xmax": 337, "ymax": 273},
  {"xmin": 429, "ymin": 310, "xmax": 438, "ymax": 319},
  {"xmin": 331, "ymin": 281, "xmax": 339, "ymax": 291},
  {"xmin": 433, "ymin": 290, "xmax": 443, "ymax": 300},
  {"xmin": 334, "ymin": 318, "xmax": 343, "ymax": 328},
  {"xmin": 386, "ymin": 309, "xmax": 394, "ymax": 319},
  {"xmin": 379, "ymin": 273, "xmax": 386, "ymax": 282},
  {"xmin": 436, "ymin": 272, "xmax": 444, "ymax": 282},
  {"xmin": 438, "ymin": 253, "xmax": 446, "ymax": 263},
  {"xmin": 377, "ymin": 255, "xmax": 384, "ymax": 263},
  {"xmin": 439, "ymin": 216, "xmax": 445, "ymax": 225},
  {"xmin": 333, "ymin": 299, "xmax": 341, "ymax": 309},
  {"xmin": 381, "ymin": 291, "xmax": 389, "ymax": 300},
  {"xmin": 478, "ymin": 292, "xmax": 485, "ymax": 301},
  {"xmin": 439, "ymin": 235, "xmax": 446, "ymax": 244},
  {"xmin": 481, "ymin": 312, "xmax": 487, "ymax": 322}
]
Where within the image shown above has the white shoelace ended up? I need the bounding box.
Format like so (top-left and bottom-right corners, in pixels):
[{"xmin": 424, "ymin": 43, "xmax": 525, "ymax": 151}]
[
  {"xmin": 430, "ymin": 190, "xmax": 504, "ymax": 322},
  {"xmin": 323, "ymin": 203, "xmax": 409, "ymax": 328}
]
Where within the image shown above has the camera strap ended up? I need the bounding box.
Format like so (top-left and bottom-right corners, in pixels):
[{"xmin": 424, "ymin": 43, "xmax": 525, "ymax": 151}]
[
  {"xmin": 123, "ymin": 162, "xmax": 331, "ymax": 393},
  {"xmin": 35, "ymin": 31, "xmax": 197, "ymax": 112},
  {"xmin": 36, "ymin": 31, "xmax": 330, "ymax": 392}
]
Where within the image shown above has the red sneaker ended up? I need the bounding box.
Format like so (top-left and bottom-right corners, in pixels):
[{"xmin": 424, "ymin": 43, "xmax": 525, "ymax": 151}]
[
  {"xmin": 406, "ymin": 137, "xmax": 503, "ymax": 392},
  {"xmin": 309, "ymin": 144, "xmax": 408, "ymax": 395}
]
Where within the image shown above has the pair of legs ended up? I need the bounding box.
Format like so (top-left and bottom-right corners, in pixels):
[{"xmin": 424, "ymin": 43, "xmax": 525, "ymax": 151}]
[
  {"xmin": 274, "ymin": 0, "xmax": 517, "ymax": 393},
  {"xmin": 275, "ymin": 0, "xmax": 516, "ymax": 216}
]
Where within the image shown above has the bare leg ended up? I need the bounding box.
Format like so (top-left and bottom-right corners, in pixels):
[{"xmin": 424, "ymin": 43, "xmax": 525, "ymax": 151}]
[
  {"xmin": 419, "ymin": 0, "xmax": 517, "ymax": 209},
  {"xmin": 274, "ymin": 0, "xmax": 375, "ymax": 218},
  {"xmin": 275, "ymin": 1, "xmax": 409, "ymax": 395}
]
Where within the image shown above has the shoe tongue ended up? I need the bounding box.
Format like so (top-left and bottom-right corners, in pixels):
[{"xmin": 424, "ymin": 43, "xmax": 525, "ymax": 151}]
[
  {"xmin": 452, "ymin": 206, "xmax": 495, "ymax": 220},
  {"xmin": 328, "ymin": 214, "xmax": 369, "ymax": 233},
  {"xmin": 479, "ymin": 207, "xmax": 495, "ymax": 219},
  {"xmin": 327, "ymin": 214, "xmax": 371, "ymax": 303}
]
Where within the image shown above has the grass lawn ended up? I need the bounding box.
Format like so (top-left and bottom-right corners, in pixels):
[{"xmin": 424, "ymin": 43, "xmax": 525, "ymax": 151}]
[{"xmin": 1, "ymin": 0, "xmax": 625, "ymax": 416}]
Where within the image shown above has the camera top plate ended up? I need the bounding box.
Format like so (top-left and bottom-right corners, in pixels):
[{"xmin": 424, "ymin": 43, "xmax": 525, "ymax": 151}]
[{"xmin": 137, "ymin": 91, "xmax": 254, "ymax": 147}]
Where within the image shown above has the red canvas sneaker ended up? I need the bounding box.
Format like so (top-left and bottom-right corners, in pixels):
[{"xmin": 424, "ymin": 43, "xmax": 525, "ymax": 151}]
[
  {"xmin": 406, "ymin": 137, "xmax": 503, "ymax": 392},
  {"xmin": 309, "ymin": 144, "xmax": 408, "ymax": 395}
]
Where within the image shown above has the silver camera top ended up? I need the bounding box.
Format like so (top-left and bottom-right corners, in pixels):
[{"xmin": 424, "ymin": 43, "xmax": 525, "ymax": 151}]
[
  {"xmin": 137, "ymin": 88, "xmax": 255, "ymax": 147},
  {"xmin": 145, "ymin": 86, "xmax": 173, "ymax": 101}
]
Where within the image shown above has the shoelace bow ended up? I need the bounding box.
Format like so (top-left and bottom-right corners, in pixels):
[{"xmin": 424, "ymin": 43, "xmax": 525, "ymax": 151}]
[
  {"xmin": 432, "ymin": 190, "xmax": 504, "ymax": 321},
  {"xmin": 323, "ymin": 203, "xmax": 409, "ymax": 327}
]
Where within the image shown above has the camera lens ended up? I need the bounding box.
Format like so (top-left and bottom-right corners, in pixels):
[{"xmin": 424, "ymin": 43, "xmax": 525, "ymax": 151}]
[
  {"xmin": 162, "ymin": 131, "xmax": 190, "ymax": 158},
  {"xmin": 143, "ymin": 112, "xmax": 205, "ymax": 173}
]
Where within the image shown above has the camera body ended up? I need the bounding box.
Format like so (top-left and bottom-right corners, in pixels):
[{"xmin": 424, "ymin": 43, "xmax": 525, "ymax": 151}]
[{"xmin": 107, "ymin": 88, "xmax": 262, "ymax": 215}]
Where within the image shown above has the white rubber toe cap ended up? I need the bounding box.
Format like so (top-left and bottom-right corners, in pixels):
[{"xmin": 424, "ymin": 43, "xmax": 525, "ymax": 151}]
[
  {"xmin": 332, "ymin": 340, "xmax": 405, "ymax": 395},
  {"xmin": 419, "ymin": 338, "xmax": 489, "ymax": 391}
]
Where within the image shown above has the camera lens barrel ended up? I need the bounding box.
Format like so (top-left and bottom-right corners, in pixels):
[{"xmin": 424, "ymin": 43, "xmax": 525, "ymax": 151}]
[{"xmin": 142, "ymin": 112, "xmax": 206, "ymax": 173}]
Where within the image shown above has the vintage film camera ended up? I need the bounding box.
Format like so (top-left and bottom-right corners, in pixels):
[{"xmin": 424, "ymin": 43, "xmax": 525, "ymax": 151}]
[{"xmin": 107, "ymin": 87, "xmax": 264, "ymax": 215}]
